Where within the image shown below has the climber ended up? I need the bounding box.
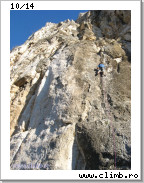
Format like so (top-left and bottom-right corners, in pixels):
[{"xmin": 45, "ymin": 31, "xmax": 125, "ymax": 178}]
[{"xmin": 94, "ymin": 63, "xmax": 105, "ymax": 77}]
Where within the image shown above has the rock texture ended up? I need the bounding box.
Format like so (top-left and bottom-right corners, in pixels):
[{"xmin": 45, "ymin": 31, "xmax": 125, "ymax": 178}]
[{"xmin": 10, "ymin": 10, "xmax": 131, "ymax": 170}]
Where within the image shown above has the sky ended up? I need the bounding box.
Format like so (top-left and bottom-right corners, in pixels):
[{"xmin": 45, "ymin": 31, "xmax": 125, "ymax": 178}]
[{"xmin": 10, "ymin": 10, "xmax": 88, "ymax": 50}]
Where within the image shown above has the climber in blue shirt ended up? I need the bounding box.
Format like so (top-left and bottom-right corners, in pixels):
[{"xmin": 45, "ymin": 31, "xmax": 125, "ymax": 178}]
[
  {"xmin": 94, "ymin": 63, "xmax": 105, "ymax": 77},
  {"xmin": 98, "ymin": 63, "xmax": 105, "ymax": 69}
]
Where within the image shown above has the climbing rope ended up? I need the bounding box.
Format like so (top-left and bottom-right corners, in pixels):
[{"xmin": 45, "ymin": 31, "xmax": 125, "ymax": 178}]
[{"xmin": 101, "ymin": 76, "xmax": 117, "ymax": 170}]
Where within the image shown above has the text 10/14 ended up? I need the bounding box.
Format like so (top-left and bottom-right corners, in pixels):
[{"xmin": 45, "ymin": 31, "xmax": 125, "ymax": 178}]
[{"xmin": 11, "ymin": 3, "xmax": 34, "ymax": 10}]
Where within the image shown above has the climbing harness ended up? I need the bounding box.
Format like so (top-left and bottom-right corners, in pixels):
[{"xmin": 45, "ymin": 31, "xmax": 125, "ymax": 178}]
[{"xmin": 101, "ymin": 76, "xmax": 117, "ymax": 170}]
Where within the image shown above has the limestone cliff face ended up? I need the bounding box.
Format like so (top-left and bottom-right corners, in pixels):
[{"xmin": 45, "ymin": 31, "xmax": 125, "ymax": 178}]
[{"xmin": 10, "ymin": 10, "xmax": 131, "ymax": 170}]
